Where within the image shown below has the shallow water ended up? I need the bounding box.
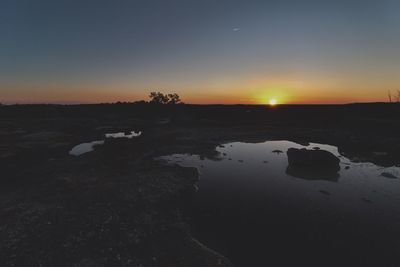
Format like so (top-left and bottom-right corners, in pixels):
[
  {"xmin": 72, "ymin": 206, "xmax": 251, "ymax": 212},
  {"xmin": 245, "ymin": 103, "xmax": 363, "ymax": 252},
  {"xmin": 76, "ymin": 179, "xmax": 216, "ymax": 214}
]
[
  {"xmin": 161, "ymin": 140, "xmax": 400, "ymax": 266},
  {"xmin": 105, "ymin": 131, "xmax": 142, "ymax": 139},
  {"xmin": 69, "ymin": 140, "xmax": 105, "ymax": 156},
  {"xmin": 69, "ymin": 130, "xmax": 142, "ymax": 156}
]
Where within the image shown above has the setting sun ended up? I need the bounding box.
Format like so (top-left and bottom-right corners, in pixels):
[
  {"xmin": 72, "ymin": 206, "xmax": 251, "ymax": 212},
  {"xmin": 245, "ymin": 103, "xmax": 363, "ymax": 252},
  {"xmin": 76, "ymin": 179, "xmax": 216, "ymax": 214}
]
[{"xmin": 269, "ymin": 99, "xmax": 278, "ymax": 106}]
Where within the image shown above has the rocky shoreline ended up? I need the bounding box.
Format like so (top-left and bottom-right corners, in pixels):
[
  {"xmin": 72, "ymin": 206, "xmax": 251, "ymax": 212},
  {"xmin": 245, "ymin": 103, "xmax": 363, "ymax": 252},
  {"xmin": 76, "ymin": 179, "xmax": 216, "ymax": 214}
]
[{"xmin": 1, "ymin": 103, "xmax": 399, "ymax": 266}]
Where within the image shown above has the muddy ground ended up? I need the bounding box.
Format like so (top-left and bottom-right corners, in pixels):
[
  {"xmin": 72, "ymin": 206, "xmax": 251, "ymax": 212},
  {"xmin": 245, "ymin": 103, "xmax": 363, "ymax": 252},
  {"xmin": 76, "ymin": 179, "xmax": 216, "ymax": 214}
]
[{"xmin": 0, "ymin": 103, "xmax": 399, "ymax": 266}]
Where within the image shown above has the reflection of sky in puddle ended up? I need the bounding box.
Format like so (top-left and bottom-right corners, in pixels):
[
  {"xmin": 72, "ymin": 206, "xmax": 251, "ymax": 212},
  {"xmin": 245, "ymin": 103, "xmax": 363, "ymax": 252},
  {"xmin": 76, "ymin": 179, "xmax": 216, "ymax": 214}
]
[
  {"xmin": 162, "ymin": 141, "xmax": 400, "ymax": 209},
  {"xmin": 69, "ymin": 140, "xmax": 105, "ymax": 156},
  {"xmin": 69, "ymin": 130, "xmax": 142, "ymax": 156},
  {"xmin": 160, "ymin": 140, "xmax": 400, "ymax": 266},
  {"xmin": 105, "ymin": 131, "xmax": 142, "ymax": 139}
]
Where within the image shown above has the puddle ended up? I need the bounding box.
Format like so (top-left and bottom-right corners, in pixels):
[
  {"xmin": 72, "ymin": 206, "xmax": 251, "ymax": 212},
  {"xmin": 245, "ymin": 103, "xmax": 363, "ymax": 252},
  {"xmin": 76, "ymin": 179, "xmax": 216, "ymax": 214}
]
[
  {"xmin": 69, "ymin": 130, "xmax": 142, "ymax": 156},
  {"xmin": 105, "ymin": 131, "xmax": 142, "ymax": 139},
  {"xmin": 160, "ymin": 140, "xmax": 400, "ymax": 266},
  {"xmin": 69, "ymin": 140, "xmax": 105, "ymax": 156}
]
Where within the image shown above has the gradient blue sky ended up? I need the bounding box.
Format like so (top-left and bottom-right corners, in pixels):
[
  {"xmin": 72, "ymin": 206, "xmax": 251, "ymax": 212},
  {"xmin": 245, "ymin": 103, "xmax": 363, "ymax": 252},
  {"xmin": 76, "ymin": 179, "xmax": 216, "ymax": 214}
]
[{"xmin": 1, "ymin": 0, "xmax": 399, "ymax": 104}]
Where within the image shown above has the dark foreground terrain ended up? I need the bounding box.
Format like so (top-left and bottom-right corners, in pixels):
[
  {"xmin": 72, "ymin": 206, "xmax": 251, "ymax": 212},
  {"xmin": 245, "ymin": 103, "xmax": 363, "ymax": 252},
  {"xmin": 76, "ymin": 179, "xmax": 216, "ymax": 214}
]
[{"xmin": 0, "ymin": 103, "xmax": 399, "ymax": 266}]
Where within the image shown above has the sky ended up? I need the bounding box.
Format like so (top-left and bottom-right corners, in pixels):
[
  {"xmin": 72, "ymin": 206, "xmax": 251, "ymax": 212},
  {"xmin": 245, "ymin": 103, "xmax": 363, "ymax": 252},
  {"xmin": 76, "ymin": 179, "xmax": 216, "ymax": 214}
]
[{"xmin": 1, "ymin": 0, "xmax": 400, "ymax": 104}]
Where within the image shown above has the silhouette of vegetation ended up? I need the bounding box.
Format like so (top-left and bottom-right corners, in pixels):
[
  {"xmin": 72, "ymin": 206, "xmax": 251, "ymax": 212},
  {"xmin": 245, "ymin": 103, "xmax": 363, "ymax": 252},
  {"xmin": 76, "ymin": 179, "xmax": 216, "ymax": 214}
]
[
  {"xmin": 167, "ymin": 93, "xmax": 182, "ymax": 104},
  {"xmin": 388, "ymin": 90, "xmax": 400, "ymax": 103},
  {"xmin": 149, "ymin": 92, "xmax": 169, "ymax": 104},
  {"xmin": 149, "ymin": 92, "xmax": 182, "ymax": 104},
  {"xmin": 133, "ymin": 100, "xmax": 148, "ymax": 105}
]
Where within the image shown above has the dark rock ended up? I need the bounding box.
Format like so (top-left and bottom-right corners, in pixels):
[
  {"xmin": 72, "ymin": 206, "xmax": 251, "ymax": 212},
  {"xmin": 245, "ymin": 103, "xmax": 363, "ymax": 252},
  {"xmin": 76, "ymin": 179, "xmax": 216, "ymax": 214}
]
[
  {"xmin": 272, "ymin": 150, "xmax": 283, "ymax": 154},
  {"xmin": 362, "ymin": 198, "xmax": 373, "ymax": 204},
  {"xmin": 319, "ymin": 190, "xmax": 331, "ymax": 195},
  {"xmin": 286, "ymin": 148, "xmax": 340, "ymax": 181},
  {"xmin": 381, "ymin": 172, "xmax": 398, "ymax": 179},
  {"xmin": 296, "ymin": 141, "xmax": 310, "ymax": 146}
]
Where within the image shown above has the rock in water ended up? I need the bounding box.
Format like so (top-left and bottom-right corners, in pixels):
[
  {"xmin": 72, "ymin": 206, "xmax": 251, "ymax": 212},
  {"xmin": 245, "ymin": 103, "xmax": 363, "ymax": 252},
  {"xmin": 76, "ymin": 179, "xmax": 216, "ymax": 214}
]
[{"xmin": 286, "ymin": 148, "xmax": 341, "ymax": 181}]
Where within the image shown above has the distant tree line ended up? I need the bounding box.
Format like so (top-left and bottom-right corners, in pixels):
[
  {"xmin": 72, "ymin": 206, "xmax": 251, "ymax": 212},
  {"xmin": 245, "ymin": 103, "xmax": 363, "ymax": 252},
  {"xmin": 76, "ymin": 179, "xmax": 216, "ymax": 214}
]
[
  {"xmin": 0, "ymin": 92, "xmax": 182, "ymax": 106},
  {"xmin": 111, "ymin": 92, "xmax": 183, "ymax": 105},
  {"xmin": 148, "ymin": 92, "xmax": 182, "ymax": 104}
]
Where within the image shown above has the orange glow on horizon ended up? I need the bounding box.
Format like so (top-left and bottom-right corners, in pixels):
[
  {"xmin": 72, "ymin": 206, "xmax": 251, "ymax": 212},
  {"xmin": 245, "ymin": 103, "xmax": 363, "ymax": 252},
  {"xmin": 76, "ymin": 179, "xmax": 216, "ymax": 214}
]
[
  {"xmin": 269, "ymin": 99, "xmax": 277, "ymax": 106},
  {"xmin": 0, "ymin": 83, "xmax": 389, "ymax": 105},
  {"xmin": 1, "ymin": 94, "xmax": 388, "ymax": 105}
]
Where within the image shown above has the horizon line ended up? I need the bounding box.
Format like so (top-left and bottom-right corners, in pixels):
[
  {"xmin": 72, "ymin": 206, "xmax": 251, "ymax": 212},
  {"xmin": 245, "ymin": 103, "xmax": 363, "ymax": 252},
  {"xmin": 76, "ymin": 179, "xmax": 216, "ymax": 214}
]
[{"xmin": 0, "ymin": 101, "xmax": 394, "ymax": 106}]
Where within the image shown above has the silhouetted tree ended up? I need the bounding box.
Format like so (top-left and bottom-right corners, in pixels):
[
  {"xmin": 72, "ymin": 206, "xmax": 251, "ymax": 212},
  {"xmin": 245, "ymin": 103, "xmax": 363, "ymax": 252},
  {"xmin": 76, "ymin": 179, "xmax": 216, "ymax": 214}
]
[
  {"xmin": 149, "ymin": 92, "xmax": 169, "ymax": 104},
  {"xmin": 149, "ymin": 92, "xmax": 182, "ymax": 104},
  {"xmin": 388, "ymin": 90, "xmax": 400, "ymax": 103},
  {"xmin": 167, "ymin": 93, "xmax": 182, "ymax": 104}
]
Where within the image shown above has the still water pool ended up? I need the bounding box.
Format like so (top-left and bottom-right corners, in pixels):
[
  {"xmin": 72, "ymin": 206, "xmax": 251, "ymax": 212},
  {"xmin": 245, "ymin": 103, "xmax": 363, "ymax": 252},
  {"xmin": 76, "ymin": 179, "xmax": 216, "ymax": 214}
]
[
  {"xmin": 69, "ymin": 130, "xmax": 142, "ymax": 156},
  {"xmin": 69, "ymin": 140, "xmax": 105, "ymax": 156},
  {"xmin": 161, "ymin": 140, "xmax": 400, "ymax": 267}
]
